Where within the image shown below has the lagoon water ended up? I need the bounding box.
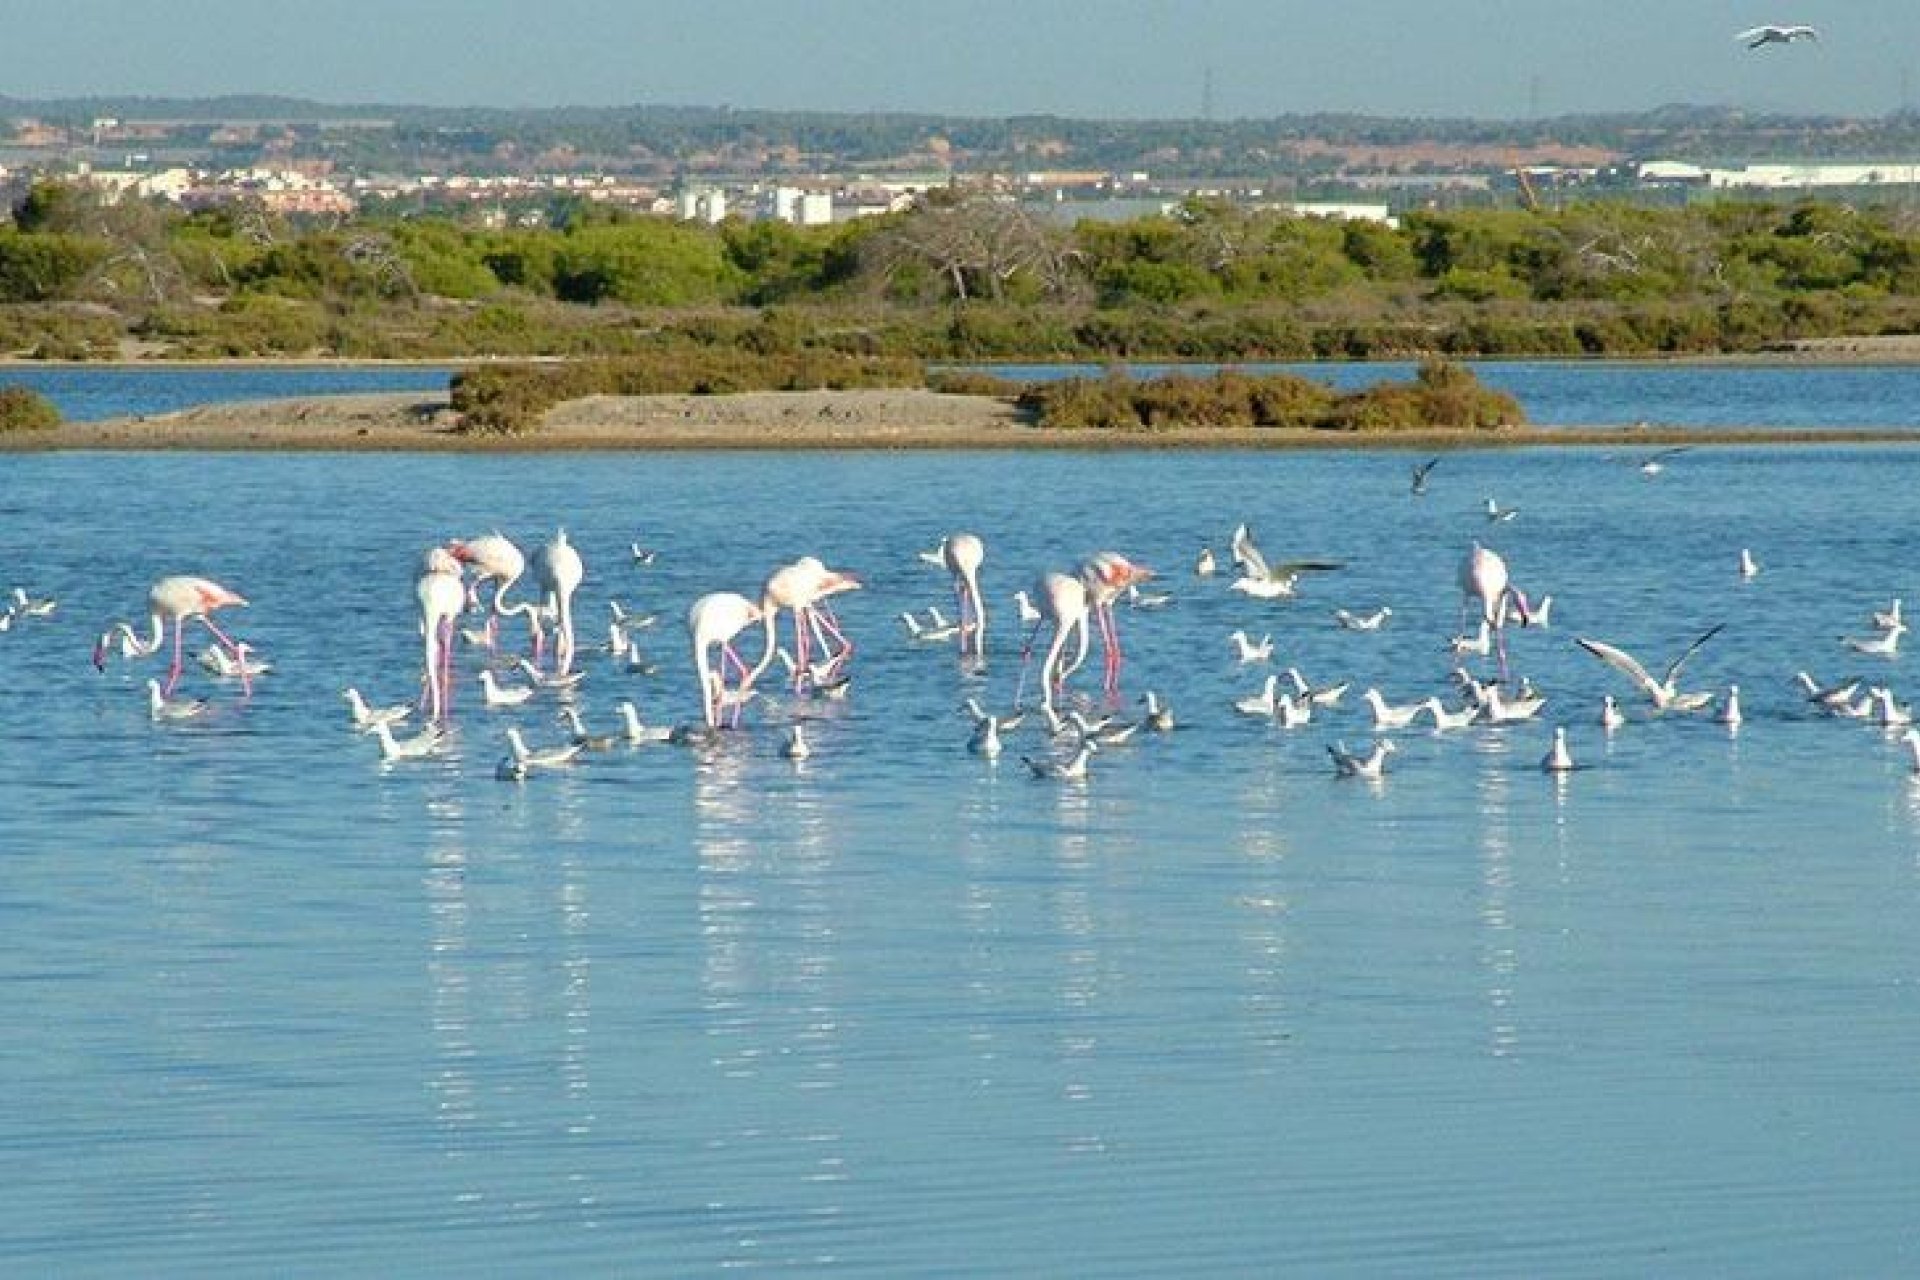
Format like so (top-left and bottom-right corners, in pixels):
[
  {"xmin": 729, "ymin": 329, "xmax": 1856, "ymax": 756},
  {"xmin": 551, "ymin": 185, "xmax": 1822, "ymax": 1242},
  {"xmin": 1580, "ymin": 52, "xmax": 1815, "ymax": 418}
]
[{"xmin": 5, "ymin": 368, "xmax": 1920, "ymax": 1274}]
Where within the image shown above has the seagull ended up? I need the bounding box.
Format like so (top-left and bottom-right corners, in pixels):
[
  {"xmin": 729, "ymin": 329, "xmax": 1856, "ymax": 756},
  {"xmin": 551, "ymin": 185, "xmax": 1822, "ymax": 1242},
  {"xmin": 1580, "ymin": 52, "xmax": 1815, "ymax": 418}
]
[
  {"xmin": 198, "ymin": 642, "xmax": 272, "ymax": 680},
  {"xmin": 1234, "ymin": 674, "xmax": 1281, "ymax": 718},
  {"xmin": 1228, "ymin": 523, "xmax": 1341, "ymax": 599},
  {"xmin": 615, "ymin": 700, "xmax": 674, "ymax": 744},
  {"xmin": 1600, "ymin": 694, "xmax": 1626, "ymax": 733},
  {"xmin": 1797, "ymin": 672, "xmax": 1862, "ymax": 711},
  {"xmin": 916, "ymin": 539, "xmax": 949, "ymax": 569},
  {"xmin": 1739, "ymin": 549, "xmax": 1761, "ymax": 581},
  {"xmin": 1448, "ymin": 619, "xmax": 1493, "ymax": 657},
  {"xmin": 608, "ymin": 601, "xmax": 659, "ymax": 630},
  {"xmin": 147, "ymin": 678, "xmax": 209, "ymax": 722},
  {"xmin": 9, "ymin": 587, "xmax": 56, "ymax": 618},
  {"xmin": 1483, "ymin": 685, "xmax": 1548, "ymax": 724},
  {"xmin": 1873, "ymin": 599, "xmax": 1904, "ymax": 632},
  {"xmin": 1541, "ymin": 726, "xmax": 1575, "ymax": 773},
  {"xmin": 1720, "ymin": 684, "xmax": 1744, "ymax": 730},
  {"xmin": 1072, "ymin": 710, "xmax": 1140, "ymax": 747},
  {"xmin": 1194, "ymin": 547, "xmax": 1217, "ymax": 577},
  {"xmin": 1333, "ymin": 606, "xmax": 1393, "ymax": 632},
  {"xmin": 1024, "ymin": 740, "xmax": 1095, "ymax": 781},
  {"xmin": 1906, "ymin": 728, "xmax": 1920, "ymax": 775},
  {"xmin": 1422, "ymin": 697, "xmax": 1480, "ymax": 731},
  {"xmin": 781, "ymin": 724, "xmax": 812, "ymax": 761},
  {"xmin": 504, "ymin": 726, "xmax": 583, "ymax": 770},
  {"xmin": 1513, "ymin": 594, "xmax": 1553, "ymax": 628},
  {"xmin": 343, "ymin": 687, "xmax": 412, "ymax": 732},
  {"xmin": 559, "ymin": 706, "xmax": 621, "ymax": 751},
  {"xmin": 962, "ymin": 697, "xmax": 1026, "ymax": 734},
  {"xmin": 371, "ymin": 719, "xmax": 446, "ymax": 762},
  {"xmin": 1484, "ymin": 496, "xmax": 1519, "ymax": 523},
  {"xmin": 629, "ymin": 543, "xmax": 658, "ymax": 566},
  {"xmin": 1634, "ymin": 446, "xmax": 1690, "ymax": 477},
  {"xmin": 1844, "ymin": 620, "xmax": 1907, "ymax": 658},
  {"xmin": 1869, "ymin": 687, "xmax": 1914, "ymax": 728},
  {"xmin": 1576, "ymin": 624, "xmax": 1725, "ymax": 712},
  {"xmin": 1362, "ymin": 687, "xmax": 1424, "ymax": 731},
  {"xmin": 901, "ymin": 608, "xmax": 960, "ymax": 644},
  {"xmin": 1410, "ymin": 457, "xmax": 1439, "ymax": 496},
  {"xmin": 1013, "ymin": 590, "xmax": 1043, "ymax": 626},
  {"xmin": 968, "ymin": 716, "xmax": 1003, "ymax": 758},
  {"xmin": 1140, "ymin": 690, "xmax": 1176, "ymax": 733},
  {"xmin": 1284, "ymin": 667, "xmax": 1349, "ymax": 708},
  {"xmin": 1274, "ymin": 692, "xmax": 1313, "ymax": 729},
  {"xmin": 1126, "ymin": 582, "xmax": 1174, "ymax": 610},
  {"xmin": 1329, "ymin": 739, "xmax": 1395, "ymax": 780},
  {"xmin": 478, "ymin": 668, "xmax": 537, "ymax": 708},
  {"xmin": 1737, "ymin": 24, "xmax": 1818, "ymax": 49},
  {"xmin": 513, "ymin": 656, "xmax": 586, "ymax": 691},
  {"xmin": 1229, "ymin": 629, "xmax": 1274, "ymax": 663}
]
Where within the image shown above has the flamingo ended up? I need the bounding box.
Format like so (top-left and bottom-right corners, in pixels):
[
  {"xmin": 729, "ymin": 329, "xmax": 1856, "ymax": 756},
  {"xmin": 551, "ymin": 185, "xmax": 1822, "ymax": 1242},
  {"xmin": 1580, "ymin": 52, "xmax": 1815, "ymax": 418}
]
[
  {"xmin": 942, "ymin": 533, "xmax": 988, "ymax": 659},
  {"xmin": 448, "ymin": 532, "xmax": 541, "ymax": 652},
  {"xmin": 1459, "ymin": 543, "xmax": 1529, "ymax": 682},
  {"xmin": 689, "ymin": 591, "xmax": 766, "ymax": 729},
  {"xmin": 532, "ymin": 529, "xmax": 585, "ymax": 676},
  {"xmin": 95, "ymin": 575, "xmax": 252, "ymax": 697},
  {"xmin": 1022, "ymin": 571, "xmax": 1090, "ymax": 718},
  {"xmin": 752, "ymin": 557, "xmax": 862, "ymax": 691},
  {"xmin": 416, "ymin": 547, "xmax": 465, "ymax": 724},
  {"xmin": 1080, "ymin": 551, "xmax": 1154, "ymax": 695}
]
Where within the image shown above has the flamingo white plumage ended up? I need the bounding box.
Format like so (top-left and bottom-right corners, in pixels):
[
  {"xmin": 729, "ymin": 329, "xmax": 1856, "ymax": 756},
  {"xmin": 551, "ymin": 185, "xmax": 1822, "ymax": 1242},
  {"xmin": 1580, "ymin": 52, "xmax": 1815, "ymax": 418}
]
[
  {"xmin": 942, "ymin": 533, "xmax": 988, "ymax": 659},
  {"xmin": 688, "ymin": 591, "xmax": 765, "ymax": 729},
  {"xmin": 416, "ymin": 548, "xmax": 465, "ymax": 724},
  {"xmin": 532, "ymin": 529, "xmax": 585, "ymax": 677},
  {"xmin": 95, "ymin": 575, "xmax": 252, "ymax": 696}
]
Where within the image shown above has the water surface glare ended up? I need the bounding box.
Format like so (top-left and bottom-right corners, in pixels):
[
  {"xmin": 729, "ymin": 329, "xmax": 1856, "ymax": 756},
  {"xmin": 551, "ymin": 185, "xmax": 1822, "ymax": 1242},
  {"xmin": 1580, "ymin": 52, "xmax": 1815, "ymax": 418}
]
[{"xmin": 5, "ymin": 443, "xmax": 1920, "ymax": 1275}]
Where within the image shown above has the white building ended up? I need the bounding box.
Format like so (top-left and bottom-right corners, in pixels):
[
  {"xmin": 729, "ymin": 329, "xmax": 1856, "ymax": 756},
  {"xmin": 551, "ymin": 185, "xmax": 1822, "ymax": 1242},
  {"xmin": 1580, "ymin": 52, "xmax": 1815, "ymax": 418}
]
[{"xmin": 677, "ymin": 187, "xmax": 727, "ymax": 223}]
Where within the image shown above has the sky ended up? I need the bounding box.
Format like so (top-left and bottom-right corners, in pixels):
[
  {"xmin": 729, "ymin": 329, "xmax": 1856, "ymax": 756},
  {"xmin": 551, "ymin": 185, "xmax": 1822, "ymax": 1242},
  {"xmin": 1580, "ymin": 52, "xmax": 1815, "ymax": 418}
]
[{"xmin": 9, "ymin": 0, "xmax": 1920, "ymax": 120}]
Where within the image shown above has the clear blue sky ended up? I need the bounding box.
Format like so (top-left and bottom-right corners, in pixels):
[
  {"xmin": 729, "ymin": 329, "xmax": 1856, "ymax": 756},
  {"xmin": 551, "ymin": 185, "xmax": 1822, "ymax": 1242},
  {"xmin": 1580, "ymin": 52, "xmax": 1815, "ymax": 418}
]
[{"xmin": 12, "ymin": 0, "xmax": 1919, "ymax": 119}]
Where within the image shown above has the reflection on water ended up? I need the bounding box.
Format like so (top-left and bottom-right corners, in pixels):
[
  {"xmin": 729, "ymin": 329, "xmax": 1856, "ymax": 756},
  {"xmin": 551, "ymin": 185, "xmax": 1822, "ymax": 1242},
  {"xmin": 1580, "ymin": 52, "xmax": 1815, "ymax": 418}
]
[{"xmin": 1475, "ymin": 740, "xmax": 1519, "ymax": 1060}]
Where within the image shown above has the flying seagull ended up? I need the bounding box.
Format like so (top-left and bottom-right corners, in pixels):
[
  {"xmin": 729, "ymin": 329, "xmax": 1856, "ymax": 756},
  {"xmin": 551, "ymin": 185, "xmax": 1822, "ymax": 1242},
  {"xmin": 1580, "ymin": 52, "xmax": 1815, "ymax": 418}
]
[
  {"xmin": 1575, "ymin": 623, "xmax": 1726, "ymax": 713},
  {"xmin": 1737, "ymin": 25, "xmax": 1818, "ymax": 50}
]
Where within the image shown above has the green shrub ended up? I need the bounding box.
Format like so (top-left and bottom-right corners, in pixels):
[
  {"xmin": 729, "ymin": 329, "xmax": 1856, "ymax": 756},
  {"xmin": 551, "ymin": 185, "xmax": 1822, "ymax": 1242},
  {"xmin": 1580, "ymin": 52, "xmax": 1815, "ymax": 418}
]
[{"xmin": 0, "ymin": 385, "xmax": 61, "ymax": 431}]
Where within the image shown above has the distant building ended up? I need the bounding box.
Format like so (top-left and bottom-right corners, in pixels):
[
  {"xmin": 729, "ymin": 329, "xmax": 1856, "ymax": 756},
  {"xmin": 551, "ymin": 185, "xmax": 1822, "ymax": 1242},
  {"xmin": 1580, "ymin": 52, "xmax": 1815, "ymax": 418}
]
[
  {"xmin": 1638, "ymin": 159, "xmax": 1920, "ymax": 190},
  {"xmin": 677, "ymin": 187, "xmax": 727, "ymax": 223}
]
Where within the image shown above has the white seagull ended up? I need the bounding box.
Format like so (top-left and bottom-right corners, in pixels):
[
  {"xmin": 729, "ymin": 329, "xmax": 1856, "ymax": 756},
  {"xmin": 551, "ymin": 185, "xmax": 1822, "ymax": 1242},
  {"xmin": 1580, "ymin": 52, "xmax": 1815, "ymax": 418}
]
[
  {"xmin": 371, "ymin": 720, "xmax": 446, "ymax": 762},
  {"xmin": 616, "ymin": 701, "xmax": 675, "ymax": 745},
  {"xmin": 9, "ymin": 587, "xmax": 56, "ymax": 618},
  {"xmin": 1329, "ymin": 739, "xmax": 1396, "ymax": 780},
  {"xmin": 198, "ymin": 642, "xmax": 272, "ymax": 680},
  {"xmin": 1422, "ymin": 697, "xmax": 1480, "ymax": 732},
  {"xmin": 147, "ymin": 678, "xmax": 209, "ymax": 722},
  {"xmin": 1228, "ymin": 629, "xmax": 1274, "ymax": 663},
  {"xmin": 1739, "ymin": 549, "xmax": 1761, "ymax": 581},
  {"xmin": 1869, "ymin": 687, "xmax": 1914, "ymax": 728},
  {"xmin": 1541, "ymin": 726, "xmax": 1574, "ymax": 773},
  {"xmin": 504, "ymin": 725, "xmax": 584, "ymax": 770},
  {"xmin": 1600, "ymin": 695, "xmax": 1626, "ymax": 733},
  {"xmin": 1024, "ymin": 740, "xmax": 1095, "ymax": 781},
  {"xmin": 1140, "ymin": 690, "xmax": 1176, "ymax": 733},
  {"xmin": 1844, "ymin": 619, "xmax": 1906, "ymax": 658},
  {"xmin": 343, "ymin": 687, "xmax": 412, "ymax": 732},
  {"xmin": 1484, "ymin": 496, "xmax": 1519, "ymax": 523},
  {"xmin": 1013, "ymin": 590, "xmax": 1043, "ymax": 626},
  {"xmin": 1720, "ymin": 684, "xmax": 1744, "ymax": 730},
  {"xmin": 1228, "ymin": 523, "xmax": 1341, "ymax": 599},
  {"xmin": 1797, "ymin": 672, "xmax": 1861, "ymax": 711},
  {"xmin": 478, "ymin": 668, "xmax": 537, "ymax": 708},
  {"xmin": 1576, "ymin": 624, "xmax": 1725, "ymax": 712},
  {"xmin": 1234, "ymin": 674, "xmax": 1280, "ymax": 718},
  {"xmin": 559, "ymin": 706, "xmax": 621, "ymax": 751},
  {"xmin": 1274, "ymin": 692, "xmax": 1313, "ymax": 729},
  {"xmin": 1194, "ymin": 547, "xmax": 1217, "ymax": 577},
  {"xmin": 1737, "ymin": 24, "xmax": 1818, "ymax": 49},
  {"xmin": 1448, "ymin": 619, "xmax": 1493, "ymax": 657},
  {"xmin": 1872, "ymin": 599, "xmax": 1904, "ymax": 632},
  {"xmin": 781, "ymin": 724, "xmax": 812, "ymax": 761},
  {"xmin": 1284, "ymin": 667, "xmax": 1349, "ymax": 708},
  {"xmin": 1362, "ymin": 687, "xmax": 1425, "ymax": 731},
  {"xmin": 1332, "ymin": 607, "xmax": 1393, "ymax": 632},
  {"xmin": 968, "ymin": 716, "xmax": 1003, "ymax": 759}
]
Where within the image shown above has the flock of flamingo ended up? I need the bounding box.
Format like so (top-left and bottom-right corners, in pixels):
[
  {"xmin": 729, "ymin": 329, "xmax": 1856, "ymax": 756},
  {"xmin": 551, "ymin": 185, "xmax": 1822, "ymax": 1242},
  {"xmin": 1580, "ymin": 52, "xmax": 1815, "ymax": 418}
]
[{"xmin": 57, "ymin": 473, "xmax": 1920, "ymax": 788}]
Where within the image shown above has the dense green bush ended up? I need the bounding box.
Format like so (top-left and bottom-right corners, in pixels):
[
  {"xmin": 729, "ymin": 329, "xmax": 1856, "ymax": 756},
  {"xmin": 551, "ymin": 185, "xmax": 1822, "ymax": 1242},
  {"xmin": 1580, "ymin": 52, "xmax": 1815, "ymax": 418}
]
[{"xmin": 0, "ymin": 384, "xmax": 61, "ymax": 431}]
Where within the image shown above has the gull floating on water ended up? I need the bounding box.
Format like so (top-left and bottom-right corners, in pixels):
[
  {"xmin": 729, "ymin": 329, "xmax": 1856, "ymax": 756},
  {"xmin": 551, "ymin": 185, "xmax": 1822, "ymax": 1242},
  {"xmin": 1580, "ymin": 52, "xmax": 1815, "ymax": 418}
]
[
  {"xmin": 1797, "ymin": 671, "xmax": 1862, "ymax": 712},
  {"xmin": 1024, "ymin": 740, "xmax": 1095, "ymax": 781},
  {"xmin": 968, "ymin": 716, "xmax": 1003, "ymax": 758},
  {"xmin": 1484, "ymin": 496, "xmax": 1519, "ymax": 524},
  {"xmin": 560, "ymin": 706, "xmax": 621, "ymax": 751},
  {"xmin": 616, "ymin": 700, "xmax": 674, "ymax": 744},
  {"xmin": 1333, "ymin": 607, "xmax": 1393, "ymax": 632},
  {"xmin": 781, "ymin": 724, "xmax": 812, "ymax": 761},
  {"xmin": 1194, "ymin": 547, "xmax": 1217, "ymax": 577},
  {"xmin": 1843, "ymin": 619, "xmax": 1906, "ymax": 658},
  {"xmin": 1541, "ymin": 726, "xmax": 1575, "ymax": 773},
  {"xmin": 1634, "ymin": 446, "xmax": 1690, "ymax": 477},
  {"xmin": 1329, "ymin": 739, "xmax": 1395, "ymax": 780},
  {"xmin": 343, "ymin": 687, "xmax": 412, "ymax": 732},
  {"xmin": 1285, "ymin": 667, "xmax": 1349, "ymax": 708},
  {"xmin": 1872, "ymin": 599, "xmax": 1904, "ymax": 632},
  {"xmin": 199, "ymin": 642, "xmax": 272, "ymax": 680},
  {"xmin": 1869, "ymin": 687, "xmax": 1914, "ymax": 728},
  {"xmin": 1362, "ymin": 687, "xmax": 1424, "ymax": 731},
  {"xmin": 1719, "ymin": 684, "xmax": 1744, "ymax": 730},
  {"xmin": 372, "ymin": 719, "xmax": 446, "ymax": 762},
  {"xmin": 1600, "ymin": 694, "xmax": 1626, "ymax": 733},
  {"xmin": 148, "ymin": 678, "xmax": 209, "ymax": 722},
  {"xmin": 1012, "ymin": 590, "xmax": 1043, "ymax": 626},
  {"xmin": 1422, "ymin": 697, "xmax": 1480, "ymax": 732},
  {"xmin": 1483, "ymin": 685, "xmax": 1548, "ymax": 724},
  {"xmin": 1906, "ymin": 729, "xmax": 1920, "ymax": 775},
  {"xmin": 478, "ymin": 668, "xmax": 537, "ymax": 708},
  {"xmin": 1228, "ymin": 630, "xmax": 1273, "ymax": 664},
  {"xmin": 9, "ymin": 587, "xmax": 55, "ymax": 618},
  {"xmin": 505, "ymin": 726, "xmax": 583, "ymax": 771},
  {"xmin": 1141, "ymin": 690, "xmax": 1176, "ymax": 733},
  {"xmin": 514, "ymin": 656, "xmax": 586, "ymax": 691},
  {"xmin": 1576, "ymin": 624, "xmax": 1725, "ymax": 712},
  {"xmin": 1448, "ymin": 619, "xmax": 1493, "ymax": 657},
  {"xmin": 1234, "ymin": 674, "xmax": 1280, "ymax": 718},
  {"xmin": 1274, "ymin": 692, "xmax": 1313, "ymax": 729},
  {"xmin": 1739, "ymin": 549, "xmax": 1761, "ymax": 581}
]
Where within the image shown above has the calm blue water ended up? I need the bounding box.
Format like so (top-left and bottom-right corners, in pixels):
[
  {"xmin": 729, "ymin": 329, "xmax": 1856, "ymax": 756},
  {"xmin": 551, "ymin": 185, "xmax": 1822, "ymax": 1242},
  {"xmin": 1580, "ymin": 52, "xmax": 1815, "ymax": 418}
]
[
  {"xmin": 982, "ymin": 359, "xmax": 1920, "ymax": 430},
  {"xmin": 4, "ymin": 372, "xmax": 1920, "ymax": 1274},
  {"xmin": 0, "ymin": 363, "xmax": 451, "ymax": 422}
]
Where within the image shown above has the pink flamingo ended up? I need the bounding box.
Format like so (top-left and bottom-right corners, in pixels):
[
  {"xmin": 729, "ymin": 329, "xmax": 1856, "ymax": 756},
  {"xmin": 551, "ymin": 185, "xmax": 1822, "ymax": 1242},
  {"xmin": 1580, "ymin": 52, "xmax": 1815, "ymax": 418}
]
[
  {"xmin": 1016, "ymin": 571, "xmax": 1090, "ymax": 718},
  {"xmin": 689, "ymin": 591, "xmax": 767, "ymax": 728},
  {"xmin": 942, "ymin": 533, "xmax": 988, "ymax": 660},
  {"xmin": 533, "ymin": 529, "xmax": 585, "ymax": 676},
  {"xmin": 448, "ymin": 532, "xmax": 540, "ymax": 652},
  {"xmin": 752, "ymin": 556, "xmax": 862, "ymax": 691},
  {"xmin": 1079, "ymin": 551, "xmax": 1154, "ymax": 696},
  {"xmin": 417, "ymin": 547, "xmax": 466, "ymax": 724},
  {"xmin": 94, "ymin": 575, "xmax": 252, "ymax": 696},
  {"xmin": 1459, "ymin": 542, "xmax": 1529, "ymax": 683}
]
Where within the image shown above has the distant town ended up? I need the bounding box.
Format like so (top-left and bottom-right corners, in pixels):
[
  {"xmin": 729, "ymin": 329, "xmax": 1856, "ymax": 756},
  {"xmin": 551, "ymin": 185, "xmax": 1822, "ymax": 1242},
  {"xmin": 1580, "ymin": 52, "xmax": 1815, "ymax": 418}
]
[{"xmin": 7, "ymin": 98, "xmax": 1920, "ymax": 230}]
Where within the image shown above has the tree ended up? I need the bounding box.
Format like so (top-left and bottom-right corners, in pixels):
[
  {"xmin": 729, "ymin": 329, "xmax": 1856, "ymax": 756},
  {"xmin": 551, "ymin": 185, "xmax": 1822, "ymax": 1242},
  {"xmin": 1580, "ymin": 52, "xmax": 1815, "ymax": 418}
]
[{"xmin": 863, "ymin": 191, "xmax": 1083, "ymax": 302}]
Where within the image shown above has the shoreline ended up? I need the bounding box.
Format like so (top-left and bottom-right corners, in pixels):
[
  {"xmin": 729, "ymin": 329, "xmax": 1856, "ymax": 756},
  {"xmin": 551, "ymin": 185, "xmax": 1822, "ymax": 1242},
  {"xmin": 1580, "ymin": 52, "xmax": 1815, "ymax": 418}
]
[{"xmin": 4, "ymin": 387, "xmax": 1918, "ymax": 452}]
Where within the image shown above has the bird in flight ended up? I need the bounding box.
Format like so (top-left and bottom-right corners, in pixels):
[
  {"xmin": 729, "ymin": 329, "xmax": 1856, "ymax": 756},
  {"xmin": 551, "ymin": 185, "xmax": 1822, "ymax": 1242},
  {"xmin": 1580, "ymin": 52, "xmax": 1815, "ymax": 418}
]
[
  {"xmin": 1737, "ymin": 24, "xmax": 1818, "ymax": 49},
  {"xmin": 1410, "ymin": 458, "xmax": 1439, "ymax": 496},
  {"xmin": 1576, "ymin": 623, "xmax": 1726, "ymax": 713}
]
